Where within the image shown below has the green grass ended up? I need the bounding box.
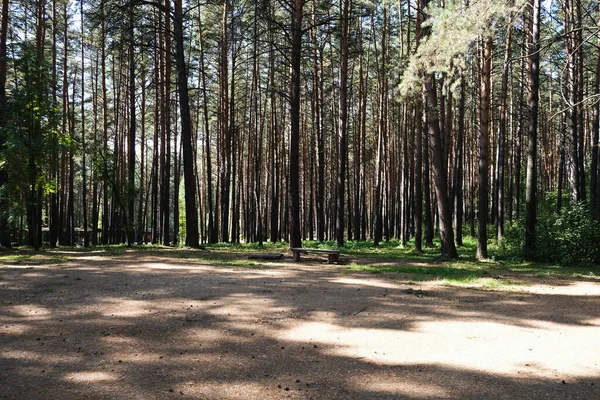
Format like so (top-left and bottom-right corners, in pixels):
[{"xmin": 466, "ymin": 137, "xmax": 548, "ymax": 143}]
[
  {"xmin": 0, "ymin": 252, "xmax": 73, "ymax": 264},
  {"xmin": 213, "ymin": 260, "xmax": 268, "ymax": 268},
  {"xmin": 348, "ymin": 263, "xmax": 488, "ymax": 283},
  {"xmin": 358, "ymin": 265, "xmax": 526, "ymax": 289},
  {"xmin": 442, "ymin": 274, "xmax": 480, "ymax": 284},
  {"xmin": 481, "ymin": 279, "xmax": 522, "ymax": 289}
]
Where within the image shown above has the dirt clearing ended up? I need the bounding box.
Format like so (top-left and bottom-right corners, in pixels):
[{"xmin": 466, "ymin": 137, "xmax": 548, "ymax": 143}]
[{"xmin": 1, "ymin": 249, "xmax": 599, "ymax": 399}]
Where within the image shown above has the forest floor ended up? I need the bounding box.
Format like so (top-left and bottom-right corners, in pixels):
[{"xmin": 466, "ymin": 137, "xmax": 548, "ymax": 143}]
[{"xmin": 1, "ymin": 245, "xmax": 599, "ymax": 399}]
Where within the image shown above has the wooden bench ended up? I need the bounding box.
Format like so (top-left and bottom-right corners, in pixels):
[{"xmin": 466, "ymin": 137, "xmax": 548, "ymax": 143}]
[{"xmin": 290, "ymin": 248, "xmax": 340, "ymax": 264}]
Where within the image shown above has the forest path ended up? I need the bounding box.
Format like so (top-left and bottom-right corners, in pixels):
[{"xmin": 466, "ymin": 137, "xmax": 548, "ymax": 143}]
[{"xmin": 1, "ymin": 249, "xmax": 599, "ymax": 399}]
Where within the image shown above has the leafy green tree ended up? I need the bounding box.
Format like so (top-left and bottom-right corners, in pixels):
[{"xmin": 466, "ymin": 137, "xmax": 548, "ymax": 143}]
[{"xmin": 1, "ymin": 42, "xmax": 60, "ymax": 249}]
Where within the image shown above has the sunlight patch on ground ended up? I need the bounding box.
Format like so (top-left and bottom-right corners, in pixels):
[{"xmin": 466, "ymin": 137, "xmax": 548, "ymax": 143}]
[
  {"xmin": 3, "ymin": 349, "xmax": 42, "ymax": 360},
  {"xmin": 583, "ymin": 317, "xmax": 600, "ymax": 326},
  {"xmin": 73, "ymin": 256, "xmax": 106, "ymax": 261},
  {"xmin": 183, "ymin": 326, "xmax": 237, "ymax": 342},
  {"xmin": 329, "ymin": 277, "xmax": 403, "ymax": 289},
  {"xmin": 8, "ymin": 304, "xmax": 52, "ymax": 318},
  {"xmin": 350, "ymin": 377, "xmax": 449, "ymax": 399},
  {"xmin": 521, "ymin": 282, "xmax": 600, "ymax": 296},
  {"xmin": 210, "ymin": 294, "xmax": 287, "ymax": 320},
  {"xmin": 282, "ymin": 319, "xmax": 599, "ymax": 379},
  {"xmin": 0, "ymin": 323, "xmax": 30, "ymax": 335},
  {"xmin": 100, "ymin": 300, "xmax": 153, "ymax": 318},
  {"xmin": 3, "ymin": 350, "xmax": 81, "ymax": 364},
  {"xmin": 65, "ymin": 371, "xmax": 119, "ymax": 382},
  {"xmin": 101, "ymin": 336, "xmax": 142, "ymax": 346},
  {"xmin": 139, "ymin": 262, "xmax": 188, "ymax": 270}
]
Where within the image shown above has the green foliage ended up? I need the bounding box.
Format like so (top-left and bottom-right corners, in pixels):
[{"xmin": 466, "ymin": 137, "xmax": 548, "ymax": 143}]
[
  {"xmin": 500, "ymin": 195, "xmax": 600, "ymax": 264},
  {"xmin": 400, "ymin": 0, "xmax": 522, "ymax": 98},
  {"xmin": 0, "ymin": 41, "xmax": 60, "ymax": 223}
]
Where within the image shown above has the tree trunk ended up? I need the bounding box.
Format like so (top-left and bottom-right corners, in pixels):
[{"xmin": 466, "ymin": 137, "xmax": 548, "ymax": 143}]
[
  {"xmin": 311, "ymin": 2, "xmax": 324, "ymax": 243},
  {"xmin": 0, "ymin": 0, "xmax": 10, "ymax": 247},
  {"xmin": 174, "ymin": 0, "xmax": 199, "ymax": 247},
  {"xmin": 219, "ymin": 1, "xmax": 230, "ymax": 243},
  {"xmin": 477, "ymin": 36, "xmax": 492, "ymax": 260},
  {"xmin": 591, "ymin": 30, "xmax": 600, "ymax": 219},
  {"xmin": 336, "ymin": 0, "xmax": 350, "ymax": 247},
  {"xmin": 525, "ymin": 0, "xmax": 540, "ymax": 253},
  {"xmin": 199, "ymin": 13, "xmax": 216, "ymax": 243},
  {"xmin": 414, "ymin": 103, "xmax": 423, "ymax": 252},
  {"xmin": 423, "ymin": 120, "xmax": 434, "ymax": 248},
  {"xmin": 496, "ymin": 24, "xmax": 511, "ymax": 239},
  {"xmin": 162, "ymin": 0, "xmax": 172, "ymax": 246},
  {"xmin": 101, "ymin": 5, "xmax": 110, "ymax": 244},
  {"xmin": 127, "ymin": 3, "xmax": 136, "ymax": 246},
  {"xmin": 373, "ymin": 6, "xmax": 388, "ymax": 247},
  {"xmin": 421, "ymin": 0, "xmax": 457, "ymax": 258},
  {"xmin": 289, "ymin": 0, "xmax": 305, "ymax": 249},
  {"xmin": 453, "ymin": 78, "xmax": 465, "ymax": 247}
]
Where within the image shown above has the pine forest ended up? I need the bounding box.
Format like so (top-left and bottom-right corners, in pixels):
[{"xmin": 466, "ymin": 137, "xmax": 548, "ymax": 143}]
[{"xmin": 1, "ymin": 0, "xmax": 600, "ymax": 263}]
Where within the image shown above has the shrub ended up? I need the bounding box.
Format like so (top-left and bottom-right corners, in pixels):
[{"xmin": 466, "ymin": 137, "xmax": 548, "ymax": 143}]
[{"xmin": 499, "ymin": 197, "xmax": 600, "ymax": 264}]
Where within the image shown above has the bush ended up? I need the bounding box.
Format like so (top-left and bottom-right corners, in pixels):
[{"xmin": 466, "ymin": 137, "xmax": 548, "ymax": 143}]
[{"xmin": 499, "ymin": 197, "xmax": 600, "ymax": 264}]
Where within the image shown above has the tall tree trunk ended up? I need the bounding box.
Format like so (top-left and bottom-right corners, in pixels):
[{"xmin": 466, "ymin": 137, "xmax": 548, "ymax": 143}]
[
  {"xmin": 199, "ymin": 13, "xmax": 216, "ymax": 243},
  {"xmin": 592, "ymin": 32, "xmax": 600, "ymax": 220},
  {"xmin": 477, "ymin": 36, "xmax": 492, "ymax": 260},
  {"xmin": 423, "ymin": 120, "xmax": 434, "ymax": 248},
  {"xmin": 312, "ymin": 2, "xmax": 324, "ymax": 243},
  {"xmin": 127, "ymin": 3, "xmax": 136, "ymax": 246},
  {"xmin": 421, "ymin": 0, "xmax": 457, "ymax": 259},
  {"xmin": 373, "ymin": 6, "xmax": 388, "ymax": 247},
  {"xmin": 229, "ymin": 9, "xmax": 238, "ymax": 243},
  {"xmin": 0, "ymin": 0, "xmax": 7, "ymax": 108},
  {"xmin": 495, "ymin": 24, "xmax": 511, "ymax": 240},
  {"xmin": 101, "ymin": 4, "xmax": 110, "ymax": 244},
  {"xmin": 453, "ymin": 78, "xmax": 465, "ymax": 246},
  {"xmin": 575, "ymin": 0, "xmax": 585, "ymax": 202},
  {"xmin": 425, "ymin": 75, "xmax": 457, "ymax": 258},
  {"xmin": 161, "ymin": 0, "xmax": 171, "ymax": 246},
  {"xmin": 0, "ymin": 0, "xmax": 10, "ymax": 247},
  {"xmin": 336, "ymin": 0, "xmax": 350, "ymax": 247},
  {"xmin": 219, "ymin": 1, "xmax": 230, "ymax": 243},
  {"xmin": 413, "ymin": 0, "xmax": 424, "ymax": 252},
  {"xmin": 289, "ymin": 0, "xmax": 305, "ymax": 249},
  {"xmin": 558, "ymin": 112, "xmax": 567, "ymax": 213},
  {"xmin": 137, "ymin": 60, "xmax": 147, "ymax": 243},
  {"xmin": 174, "ymin": 0, "xmax": 199, "ymax": 247},
  {"xmin": 414, "ymin": 104, "xmax": 423, "ymax": 252},
  {"xmin": 565, "ymin": 0, "xmax": 584, "ymax": 202},
  {"xmin": 525, "ymin": 0, "xmax": 540, "ymax": 253},
  {"xmin": 80, "ymin": 1, "xmax": 89, "ymax": 247}
]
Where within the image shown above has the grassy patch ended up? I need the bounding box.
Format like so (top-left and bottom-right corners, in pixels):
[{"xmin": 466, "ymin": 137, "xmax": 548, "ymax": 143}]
[
  {"xmin": 481, "ymin": 279, "xmax": 522, "ymax": 289},
  {"xmin": 441, "ymin": 274, "xmax": 479, "ymax": 284},
  {"xmin": 0, "ymin": 252, "xmax": 72, "ymax": 264},
  {"xmin": 348, "ymin": 261, "xmax": 533, "ymax": 290},
  {"xmin": 0, "ymin": 275, "xmax": 4, "ymax": 280},
  {"xmin": 348, "ymin": 263, "xmax": 479, "ymax": 279},
  {"xmin": 213, "ymin": 260, "xmax": 265, "ymax": 268}
]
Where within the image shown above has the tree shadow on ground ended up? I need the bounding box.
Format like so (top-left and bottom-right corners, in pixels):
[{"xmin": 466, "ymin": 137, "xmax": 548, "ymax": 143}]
[{"xmin": 1, "ymin": 251, "xmax": 598, "ymax": 399}]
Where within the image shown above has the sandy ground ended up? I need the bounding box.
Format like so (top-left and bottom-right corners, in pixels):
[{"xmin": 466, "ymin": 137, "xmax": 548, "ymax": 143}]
[{"xmin": 1, "ymin": 249, "xmax": 599, "ymax": 399}]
